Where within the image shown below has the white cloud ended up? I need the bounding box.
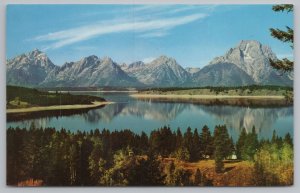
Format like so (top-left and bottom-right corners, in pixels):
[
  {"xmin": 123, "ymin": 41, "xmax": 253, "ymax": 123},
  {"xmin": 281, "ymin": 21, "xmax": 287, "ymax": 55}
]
[
  {"xmin": 139, "ymin": 31, "xmax": 169, "ymax": 38},
  {"xmin": 167, "ymin": 6, "xmax": 198, "ymax": 14},
  {"xmin": 34, "ymin": 13, "xmax": 207, "ymax": 50}
]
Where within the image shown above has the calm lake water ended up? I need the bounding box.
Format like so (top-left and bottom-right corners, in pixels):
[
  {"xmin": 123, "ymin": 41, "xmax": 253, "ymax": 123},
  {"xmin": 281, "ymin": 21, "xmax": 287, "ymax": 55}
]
[{"xmin": 7, "ymin": 92, "xmax": 293, "ymax": 141}]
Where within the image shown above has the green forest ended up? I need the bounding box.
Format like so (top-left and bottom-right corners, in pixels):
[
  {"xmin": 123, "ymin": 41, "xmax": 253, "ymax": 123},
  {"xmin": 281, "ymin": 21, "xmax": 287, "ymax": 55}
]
[
  {"xmin": 7, "ymin": 86, "xmax": 105, "ymax": 109},
  {"xmin": 7, "ymin": 124, "xmax": 293, "ymax": 186},
  {"xmin": 139, "ymin": 85, "xmax": 293, "ymax": 100},
  {"xmin": 140, "ymin": 85, "xmax": 293, "ymax": 92}
]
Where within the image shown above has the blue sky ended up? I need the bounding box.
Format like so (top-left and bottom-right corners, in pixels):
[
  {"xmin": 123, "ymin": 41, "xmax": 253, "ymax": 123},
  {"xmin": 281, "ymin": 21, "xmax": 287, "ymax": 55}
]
[{"xmin": 6, "ymin": 4, "xmax": 293, "ymax": 67}]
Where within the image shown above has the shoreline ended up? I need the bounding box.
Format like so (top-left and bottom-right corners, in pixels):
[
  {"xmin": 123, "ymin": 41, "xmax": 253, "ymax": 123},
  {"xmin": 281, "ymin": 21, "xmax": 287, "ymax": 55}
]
[
  {"xmin": 48, "ymin": 90, "xmax": 138, "ymax": 93},
  {"xmin": 130, "ymin": 94, "xmax": 286, "ymax": 100},
  {"xmin": 7, "ymin": 101, "xmax": 114, "ymax": 114}
]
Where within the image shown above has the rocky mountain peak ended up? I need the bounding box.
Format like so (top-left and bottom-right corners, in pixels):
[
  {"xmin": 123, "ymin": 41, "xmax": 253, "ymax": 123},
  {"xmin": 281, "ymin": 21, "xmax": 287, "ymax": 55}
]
[
  {"xmin": 100, "ymin": 56, "xmax": 119, "ymax": 69},
  {"xmin": 28, "ymin": 48, "xmax": 44, "ymax": 58},
  {"xmin": 7, "ymin": 48, "xmax": 55, "ymax": 69},
  {"xmin": 152, "ymin": 55, "xmax": 177, "ymax": 66},
  {"xmin": 208, "ymin": 40, "xmax": 291, "ymax": 85},
  {"xmin": 151, "ymin": 56, "xmax": 189, "ymax": 75},
  {"xmin": 128, "ymin": 61, "xmax": 144, "ymax": 69},
  {"xmin": 79, "ymin": 55, "xmax": 99, "ymax": 67},
  {"xmin": 82, "ymin": 55, "xmax": 98, "ymax": 61},
  {"xmin": 6, "ymin": 40, "xmax": 292, "ymax": 87},
  {"xmin": 101, "ymin": 56, "xmax": 113, "ymax": 63},
  {"xmin": 7, "ymin": 48, "xmax": 56, "ymax": 86}
]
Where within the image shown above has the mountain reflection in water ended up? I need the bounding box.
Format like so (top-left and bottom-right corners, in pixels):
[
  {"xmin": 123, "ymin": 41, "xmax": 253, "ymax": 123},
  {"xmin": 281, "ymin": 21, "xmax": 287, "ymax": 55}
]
[{"xmin": 7, "ymin": 94, "xmax": 293, "ymax": 140}]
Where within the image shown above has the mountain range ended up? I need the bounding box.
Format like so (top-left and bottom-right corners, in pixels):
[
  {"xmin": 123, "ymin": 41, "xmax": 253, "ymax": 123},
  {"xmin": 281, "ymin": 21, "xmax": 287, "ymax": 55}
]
[{"xmin": 6, "ymin": 40, "xmax": 293, "ymax": 88}]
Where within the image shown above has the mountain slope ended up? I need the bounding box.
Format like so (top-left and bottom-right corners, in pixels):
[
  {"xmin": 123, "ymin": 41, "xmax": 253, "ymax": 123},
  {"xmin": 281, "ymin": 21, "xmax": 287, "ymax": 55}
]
[
  {"xmin": 193, "ymin": 63, "xmax": 255, "ymax": 86},
  {"xmin": 206, "ymin": 40, "xmax": 292, "ymax": 86},
  {"xmin": 7, "ymin": 41, "xmax": 293, "ymax": 88},
  {"xmin": 122, "ymin": 56, "xmax": 191, "ymax": 86},
  {"xmin": 7, "ymin": 51, "xmax": 141, "ymax": 87},
  {"xmin": 7, "ymin": 49, "xmax": 56, "ymax": 87},
  {"xmin": 45, "ymin": 56, "xmax": 140, "ymax": 87}
]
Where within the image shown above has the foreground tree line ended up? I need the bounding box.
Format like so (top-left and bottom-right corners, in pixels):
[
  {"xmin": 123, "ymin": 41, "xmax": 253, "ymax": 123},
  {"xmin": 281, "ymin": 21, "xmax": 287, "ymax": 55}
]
[{"xmin": 7, "ymin": 124, "xmax": 293, "ymax": 186}]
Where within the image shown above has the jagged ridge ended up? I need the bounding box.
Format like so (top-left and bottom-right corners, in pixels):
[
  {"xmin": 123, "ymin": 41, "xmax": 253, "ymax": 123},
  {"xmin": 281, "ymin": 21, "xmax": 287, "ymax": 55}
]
[{"xmin": 6, "ymin": 40, "xmax": 293, "ymax": 88}]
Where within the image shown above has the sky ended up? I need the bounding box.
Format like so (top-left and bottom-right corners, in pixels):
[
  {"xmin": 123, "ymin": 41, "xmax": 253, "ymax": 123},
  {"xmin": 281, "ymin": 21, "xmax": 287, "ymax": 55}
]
[{"xmin": 6, "ymin": 4, "xmax": 294, "ymax": 68}]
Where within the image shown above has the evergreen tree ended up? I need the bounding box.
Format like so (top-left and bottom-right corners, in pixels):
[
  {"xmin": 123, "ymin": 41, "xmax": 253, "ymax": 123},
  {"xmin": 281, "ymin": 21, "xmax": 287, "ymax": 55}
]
[
  {"xmin": 139, "ymin": 131, "xmax": 149, "ymax": 154},
  {"xmin": 269, "ymin": 4, "xmax": 294, "ymax": 72},
  {"xmin": 271, "ymin": 130, "xmax": 277, "ymax": 144},
  {"xmin": 213, "ymin": 125, "xmax": 231, "ymax": 173},
  {"xmin": 200, "ymin": 125, "xmax": 214, "ymax": 159},
  {"xmin": 244, "ymin": 126, "xmax": 259, "ymax": 160},
  {"xmin": 138, "ymin": 152, "xmax": 165, "ymax": 186},
  {"xmin": 237, "ymin": 127, "xmax": 259, "ymax": 160},
  {"xmin": 7, "ymin": 127, "xmax": 26, "ymax": 184},
  {"xmin": 176, "ymin": 128, "xmax": 183, "ymax": 149},
  {"xmin": 284, "ymin": 133, "xmax": 293, "ymax": 147},
  {"xmin": 227, "ymin": 137, "xmax": 235, "ymax": 158},
  {"xmin": 183, "ymin": 127, "xmax": 194, "ymax": 161},
  {"xmin": 191, "ymin": 129, "xmax": 201, "ymax": 161},
  {"xmin": 69, "ymin": 143, "xmax": 79, "ymax": 185},
  {"xmin": 6, "ymin": 125, "xmax": 294, "ymax": 186},
  {"xmin": 236, "ymin": 128, "xmax": 247, "ymax": 159}
]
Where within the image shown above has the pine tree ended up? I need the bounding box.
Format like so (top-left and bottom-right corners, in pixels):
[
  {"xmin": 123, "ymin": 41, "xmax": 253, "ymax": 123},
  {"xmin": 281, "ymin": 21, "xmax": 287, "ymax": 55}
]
[
  {"xmin": 136, "ymin": 152, "xmax": 165, "ymax": 186},
  {"xmin": 191, "ymin": 129, "xmax": 201, "ymax": 161},
  {"xmin": 139, "ymin": 131, "xmax": 149, "ymax": 153},
  {"xmin": 200, "ymin": 125, "xmax": 214, "ymax": 159},
  {"xmin": 183, "ymin": 127, "xmax": 193, "ymax": 161},
  {"xmin": 269, "ymin": 4, "xmax": 294, "ymax": 72},
  {"xmin": 244, "ymin": 126, "xmax": 259, "ymax": 160},
  {"xmin": 284, "ymin": 133, "xmax": 293, "ymax": 147},
  {"xmin": 236, "ymin": 128, "xmax": 247, "ymax": 159},
  {"xmin": 271, "ymin": 130, "xmax": 277, "ymax": 144},
  {"xmin": 214, "ymin": 125, "xmax": 231, "ymax": 173},
  {"xmin": 175, "ymin": 128, "xmax": 183, "ymax": 149},
  {"xmin": 228, "ymin": 137, "xmax": 235, "ymax": 158}
]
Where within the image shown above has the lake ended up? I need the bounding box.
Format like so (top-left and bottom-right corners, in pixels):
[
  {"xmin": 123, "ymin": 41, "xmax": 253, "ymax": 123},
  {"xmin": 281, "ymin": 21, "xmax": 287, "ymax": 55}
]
[{"xmin": 6, "ymin": 92, "xmax": 293, "ymax": 141}]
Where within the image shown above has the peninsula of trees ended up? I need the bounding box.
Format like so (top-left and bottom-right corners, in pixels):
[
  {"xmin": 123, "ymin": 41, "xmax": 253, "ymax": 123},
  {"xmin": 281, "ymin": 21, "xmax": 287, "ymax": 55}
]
[{"xmin": 7, "ymin": 86, "xmax": 107, "ymax": 110}]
